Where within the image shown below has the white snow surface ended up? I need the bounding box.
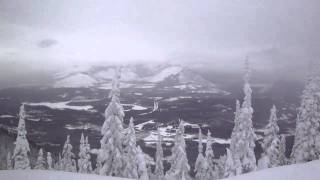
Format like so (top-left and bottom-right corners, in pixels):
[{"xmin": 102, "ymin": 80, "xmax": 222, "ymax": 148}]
[
  {"xmin": 135, "ymin": 120, "xmax": 156, "ymax": 131},
  {"xmin": 163, "ymin": 96, "xmax": 192, "ymax": 102},
  {"xmin": 0, "ymin": 114, "xmax": 15, "ymax": 118},
  {"xmin": 55, "ymin": 66, "xmax": 91, "ymax": 79},
  {"xmin": 94, "ymin": 68, "xmax": 139, "ymax": 81},
  {"xmin": 122, "ymin": 104, "xmax": 148, "ymax": 111},
  {"xmin": 143, "ymin": 125, "xmax": 230, "ymax": 145},
  {"xmin": 26, "ymin": 101, "xmax": 95, "ymax": 112},
  {"xmin": 98, "ymin": 83, "xmax": 135, "ymax": 90},
  {"xmin": 65, "ymin": 123, "xmax": 101, "ymax": 131},
  {"xmin": 0, "ymin": 170, "xmax": 133, "ymax": 180},
  {"xmin": 147, "ymin": 66, "xmax": 183, "ymax": 82},
  {"xmin": 225, "ymin": 160, "xmax": 320, "ymax": 180},
  {"xmin": 55, "ymin": 73, "xmax": 97, "ymax": 88},
  {"xmin": 1, "ymin": 161, "xmax": 320, "ymax": 180}
]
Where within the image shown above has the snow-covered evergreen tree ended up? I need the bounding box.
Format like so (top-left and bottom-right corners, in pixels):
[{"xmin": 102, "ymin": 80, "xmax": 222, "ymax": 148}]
[
  {"xmin": 71, "ymin": 159, "xmax": 77, "ymax": 172},
  {"xmin": 230, "ymin": 100, "xmax": 241, "ymax": 150},
  {"xmin": 230, "ymin": 100, "xmax": 243, "ymax": 175},
  {"xmin": 167, "ymin": 121, "xmax": 191, "ymax": 180},
  {"xmin": 214, "ymin": 155, "xmax": 226, "ymax": 179},
  {"xmin": 95, "ymin": 160, "xmax": 102, "ymax": 175},
  {"xmin": 154, "ymin": 128, "xmax": 164, "ymax": 180},
  {"xmin": 78, "ymin": 133, "xmax": 92, "ymax": 174},
  {"xmin": 13, "ymin": 104, "xmax": 31, "ymax": 170},
  {"xmin": 204, "ymin": 130, "xmax": 218, "ymax": 180},
  {"xmin": 98, "ymin": 67, "xmax": 125, "ymax": 177},
  {"xmin": 137, "ymin": 146, "xmax": 149, "ymax": 180},
  {"xmin": 224, "ymin": 149, "xmax": 235, "ymax": 178},
  {"xmin": 230, "ymin": 58, "xmax": 257, "ymax": 173},
  {"xmin": 257, "ymin": 153, "xmax": 270, "ymax": 170},
  {"xmin": 278, "ymin": 135, "xmax": 288, "ymax": 166},
  {"xmin": 6, "ymin": 152, "xmax": 12, "ymax": 170},
  {"xmin": 123, "ymin": 117, "xmax": 139, "ymax": 179},
  {"xmin": 34, "ymin": 148, "xmax": 46, "ymax": 170},
  {"xmin": 47, "ymin": 152, "xmax": 53, "ymax": 170},
  {"xmin": 61, "ymin": 135, "xmax": 75, "ymax": 172},
  {"xmin": 55, "ymin": 153, "xmax": 62, "ymax": 170},
  {"xmin": 261, "ymin": 105, "xmax": 280, "ymax": 167},
  {"xmin": 291, "ymin": 65, "xmax": 320, "ymax": 163},
  {"xmin": 195, "ymin": 128, "xmax": 208, "ymax": 180}
]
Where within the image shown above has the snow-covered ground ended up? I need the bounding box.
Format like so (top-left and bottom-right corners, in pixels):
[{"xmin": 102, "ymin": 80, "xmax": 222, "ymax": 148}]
[
  {"xmin": 64, "ymin": 123, "xmax": 101, "ymax": 131},
  {"xmin": 0, "ymin": 170, "xmax": 133, "ymax": 180},
  {"xmin": 225, "ymin": 160, "xmax": 320, "ymax": 180},
  {"xmin": 143, "ymin": 124, "xmax": 230, "ymax": 145},
  {"xmin": 147, "ymin": 66, "xmax": 182, "ymax": 83},
  {"xmin": 25, "ymin": 101, "xmax": 95, "ymax": 112},
  {"xmin": 1, "ymin": 160, "xmax": 319, "ymax": 180},
  {"xmin": 55, "ymin": 73, "xmax": 98, "ymax": 88},
  {"xmin": 122, "ymin": 104, "xmax": 148, "ymax": 111},
  {"xmin": 0, "ymin": 115, "xmax": 15, "ymax": 118}
]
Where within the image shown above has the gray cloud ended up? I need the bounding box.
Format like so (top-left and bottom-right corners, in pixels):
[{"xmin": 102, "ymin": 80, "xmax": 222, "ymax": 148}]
[
  {"xmin": 0, "ymin": 0, "xmax": 319, "ymax": 80},
  {"xmin": 37, "ymin": 39, "xmax": 58, "ymax": 48}
]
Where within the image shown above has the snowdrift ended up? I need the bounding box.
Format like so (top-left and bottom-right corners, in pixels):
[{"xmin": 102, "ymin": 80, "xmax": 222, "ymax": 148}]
[
  {"xmin": 0, "ymin": 170, "xmax": 134, "ymax": 180},
  {"xmin": 1, "ymin": 161, "xmax": 319, "ymax": 180},
  {"xmin": 225, "ymin": 160, "xmax": 320, "ymax": 180}
]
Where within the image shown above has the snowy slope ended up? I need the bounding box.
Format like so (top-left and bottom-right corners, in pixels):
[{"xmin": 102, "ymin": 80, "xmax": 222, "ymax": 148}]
[
  {"xmin": 25, "ymin": 101, "xmax": 95, "ymax": 112},
  {"xmin": 55, "ymin": 66, "xmax": 91, "ymax": 79},
  {"xmin": 52, "ymin": 64, "xmax": 229, "ymax": 96},
  {"xmin": 147, "ymin": 66, "xmax": 183, "ymax": 82},
  {"xmin": 225, "ymin": 160, "xmax": 320, "ymax": 180},
  {"xmin": 93, "ymin": 68, "xmax": 139, "ymax": 82},
  {"xmin": 0, "ymin": 170, "xmax": 134, "ymax": 180},
  {"xmin": 54, "ymin": 73, "xmax": 97, "ymax": 88}
]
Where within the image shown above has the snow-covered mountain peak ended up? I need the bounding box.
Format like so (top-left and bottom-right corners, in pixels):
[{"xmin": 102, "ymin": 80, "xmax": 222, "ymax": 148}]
[
  {"xmin": 146, "ymin": 65, "xmax": 183, "ymax": 82},
  {"xmin": 52, "ymin": 64, "xmax": 230, "ymax": 95}
]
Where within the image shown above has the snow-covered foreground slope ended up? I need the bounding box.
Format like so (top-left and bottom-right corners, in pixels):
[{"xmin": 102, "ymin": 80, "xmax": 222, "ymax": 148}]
[
  {"xmin": 0, "ymin": 170, "xmax": 134, "ymax": 180},
  {"xmin": 225, "ymin": 160, "xmax": 320, "ymax": 180}
]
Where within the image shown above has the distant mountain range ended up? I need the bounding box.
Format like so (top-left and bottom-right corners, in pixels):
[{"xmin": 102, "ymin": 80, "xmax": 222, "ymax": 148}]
[{"xmin": 53, "ymin": 64, "xmax": 230, "ymax": 95}]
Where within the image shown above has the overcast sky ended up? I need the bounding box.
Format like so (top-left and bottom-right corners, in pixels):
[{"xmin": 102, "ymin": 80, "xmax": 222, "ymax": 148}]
[{"xmin": 0, "ymin": 0, "xmax": 319, "ymax": 76}]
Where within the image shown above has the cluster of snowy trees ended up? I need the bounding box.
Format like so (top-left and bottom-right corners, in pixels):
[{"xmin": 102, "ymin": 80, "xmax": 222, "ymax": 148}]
[
  {"xmin": 5, "ymin": 60, "xmax": 320, "ymax": 180},
  {"xmin": 291, "ymin": 62, "xmax": 320, "ymax": 163}
]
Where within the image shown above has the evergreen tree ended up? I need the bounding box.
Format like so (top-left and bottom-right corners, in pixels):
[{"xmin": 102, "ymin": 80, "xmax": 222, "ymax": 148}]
[
  {"xmin": 98, "ymin": 67, "xmax": 125, "ymax": 176},
  {"xmin": 257, "ymin": 153, "xmax": 270, "ymax": 170},
  {"xmin": 230, "ymin": 100, "xmax": 241, "ymax": 150},
  {"xmin": 34, "ymin": 148, "xmax": 46, "ymax": 170},
  {"xmin": 262, "ymin": 105, "xmax": 280, "ymax": 167},
  {"xmin": 214, "ymin": 155, "xmax": 226, "ymax": 179},
  {"xmin": 154, "ymin": 128, "xmax": 164, "ymax": 180},
  {"xmin": 230, "ymin": 58, "xmax": 257, "ymax": 173},
  {"xmin": 95, "ymin": 159, "xmax": 102, "ymax": 175},
  {"xmin": 123, "ymin": 117, "xmax": 139, "ymax": 178},
  {"xmin": 55, "ymin": 153, "xmax": 62, "ymax": 170},
  {"xmin": 47, "ymin": 152, "xmax": 53, "ymax": 170},
  {"xmin": 230, "ymin": 100, "xmax": 243, "ymax": 175},
  {"xmin": 233, "ymin": 153, "xmax": 242, "ymax": 175},
  {"xmin": 291, "ymin": 65, "xmax": 320, "ymax": 163},
  {"xmin": 204, "ymin": 131, "xmax": 218, "ymax": 180},
  {"xmin": 71, "ymin": 159, "xmax": 77, "ymax": 172},
  {"xmin": 61, "ymin": 135, "xmax": 75, "ymax": 172},
  {"xmin": 167, "ymin": 121, "xmax": 191, "ymax": 180},
  {"xmin": 195, "ymin": 128, "xmax": 208, "ymax": 180},
  {"xmin": 224, "ymin": 149, "xmax": 235, "ymax": 178},
  {"xmin": 278, "ymin": 135, "xmax": 288, "ymax": 166},
  {"xmin": 6, "ymin": 152, "xmax": 12, "ymax": 170},
  {"xmin": 78, "ymin": 133, "xmax": 92, "ymax": 174},
  {"xmin": 13, "ymin": 104, "xmax": 31, "ymax": 170},
  {"xmin": 137, "ymin": 146, "xmax": 149, "ymax": 180}
]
